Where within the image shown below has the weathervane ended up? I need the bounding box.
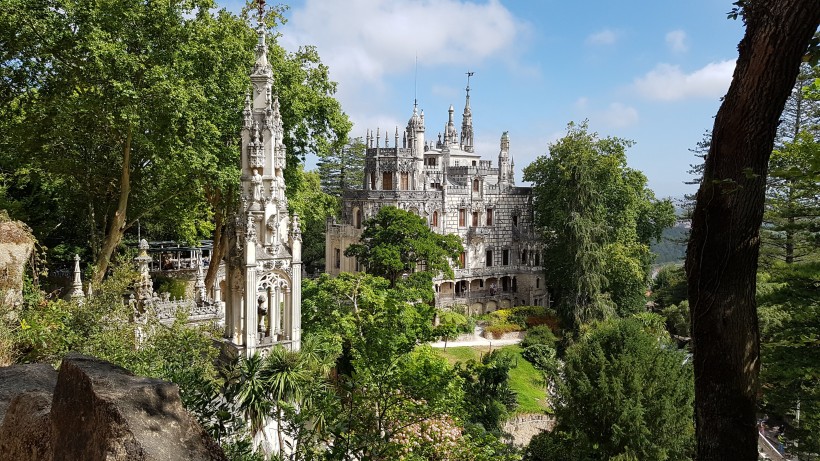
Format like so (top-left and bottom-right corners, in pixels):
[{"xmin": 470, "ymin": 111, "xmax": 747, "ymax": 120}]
[{"xmin": 466, "ymin": 71, "xmax": 474, "ymax": 94}]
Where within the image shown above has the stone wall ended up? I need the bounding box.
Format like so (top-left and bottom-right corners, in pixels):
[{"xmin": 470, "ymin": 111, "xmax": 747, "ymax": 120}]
[
  {"xmin": 503, "ymin": 413, "xmax": 555, "ymax": 447},
  {"xmin": 0, "ymin": 354, "xmax": 226, "ymax": 461}
]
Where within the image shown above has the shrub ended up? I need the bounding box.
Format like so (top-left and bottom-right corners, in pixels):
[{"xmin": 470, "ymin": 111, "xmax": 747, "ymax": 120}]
[
  {"xmin": 154, "ymin": 276, "xmax": 188, "ymax": 300},
  {"xmin": 483, "ymin": 322, "xmax": 520, "ymax": 339},
  {"xmin": 521, "ymin": 344, "xmax": 559, "ymax": 377},
  {"xmin": 521, "ymin": 325, "xmax": 559, "ymax": 349}
]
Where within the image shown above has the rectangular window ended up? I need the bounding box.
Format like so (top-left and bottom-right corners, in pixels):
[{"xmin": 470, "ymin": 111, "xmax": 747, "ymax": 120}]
[
  {"xmin": 382, "ymin": 172, "xmax": 393, "ymax": 190},
  {"xmin": 458, "ymin": 252, "xmax": 465, "ymax": 268},
  {"xmin": 334, "ymin": 248, "xmax": 341, "ymax": 269},
  {"xmin": 472, "ymin": 211, "xmax": 479, "ymax": 227},
  {"xmin": 502, "ymin": 249, "xmax": 509, "ymax": 265},
  {"xmin": 370, "ymin": 173, "xmax": 376, "ymax": 190},
  {"xmin": 535, "ymin": 251, "xmax": 540, "ymax": 266},
  {"xmin": 486, "ymin": 208, "xmax": 493, "ymax": 226},
  {"xmin": 459, "ymin": 209, "xmax": 466, "ymax": 227},
  {"xmin": 486, "ymin": 250, "xmax": 493, "ymax": 267},
  {"xmin": 512, "ymin": 215, "xmax": 518, "ymax": 227},
  {"xmin": 400, "ymin": 172, "xmax": 409, "ymax": 190}
]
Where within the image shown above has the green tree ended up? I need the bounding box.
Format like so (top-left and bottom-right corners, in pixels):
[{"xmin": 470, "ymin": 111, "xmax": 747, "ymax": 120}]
[
  {"xmin": 317, "ymin": 137, "xmax": 366, "ymax": 196},
  {"xmin": 0, "ymin": 0, "xmax": 350, "ymax": 283},
  {"xmin": 524, "ymin": 317, "xmax": 694, "ymax": 461},
  {"xmin": 288, "ymin": 167, "xmax": 339, "ymax": 274},
  {"xmin": 523, "ymin": 121, "xmax": 674, "ymax": 330},
  {"xmin": 761, "ymin": 131, "xmax": 820, "ymax": 266},
  {"xmin": 345, "ymin": 206, "xmax": 463, "ymax": 287},
  {"xmin": 758, "ymin": 261, "xmax": 820, "ymax": 457},
  {"xmin": 457, "ymin": 349, "xmax": 519, "ymax": 434},
  {"xmin": 435, "ymin": 310, "xmax": 469, "ymax": 351}
]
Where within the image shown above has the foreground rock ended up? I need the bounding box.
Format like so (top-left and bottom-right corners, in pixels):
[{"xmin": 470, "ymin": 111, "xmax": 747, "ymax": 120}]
[
  {"xmin": 0, "ymin": 354, "xmax": 226, "ymax": 461},
  {"xmin": 0, "ymin": 363, "xmax": 58, "ymax": 459}
]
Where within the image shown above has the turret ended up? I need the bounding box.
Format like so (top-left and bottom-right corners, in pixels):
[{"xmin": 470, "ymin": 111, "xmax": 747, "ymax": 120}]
[
  {"xmin": 498, "ymin": 131, "xmax": 514, "ymax": 187},
  {"xmin": 405, "ymin": 101, "xmax": 425, "ymax": 157},
  {"xmin": 445, "ymin": 104, "xmax": 458, "ymax": 146}
]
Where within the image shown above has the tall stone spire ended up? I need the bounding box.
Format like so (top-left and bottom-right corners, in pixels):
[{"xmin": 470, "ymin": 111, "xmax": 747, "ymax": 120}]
[
  {"xmin": 69, "ymin": 254, "xmax": 85, "ymax": 301},
  {"xmin": 445, "ymin": 104, "xmax": 458, "ymax": 146},
  {"xmin": 223, "ymin": 0, "xmax": 301, "ymax": 354},
  {"xmin": 461, "ymin": 71, "xmax": 474, "ymax": 153},
  {"xmin": 498, "ymin": 131, "xmax": 514, "ymax": 187}
]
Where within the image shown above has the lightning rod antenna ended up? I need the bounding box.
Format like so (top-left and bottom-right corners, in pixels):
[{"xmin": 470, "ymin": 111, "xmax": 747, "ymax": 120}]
[{"xmin": 414, "ymin": 53, "xmax": 418, "ymax": 108}]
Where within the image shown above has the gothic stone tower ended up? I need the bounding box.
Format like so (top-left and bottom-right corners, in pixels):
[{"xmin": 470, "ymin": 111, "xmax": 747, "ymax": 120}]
[{"xmin": 223, "ymin": 21, "xmax": 302, "ymax": 354}]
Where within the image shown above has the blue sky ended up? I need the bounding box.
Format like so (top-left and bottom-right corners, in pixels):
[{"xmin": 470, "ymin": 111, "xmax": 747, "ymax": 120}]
[{"xmin": 228, "ymin": 0, "xmax": 746, "ymax": 199}]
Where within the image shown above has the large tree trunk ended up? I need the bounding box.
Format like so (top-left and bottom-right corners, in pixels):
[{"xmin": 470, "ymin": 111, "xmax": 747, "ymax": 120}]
[
  {"xmin": 685, "ymin": 2, "xmax": 819, "ymax": 460},
  {"xmin": 205, "ymin": 204, "xmax": 227, "ymax": 298},
  {"xmin": 94, "ymin": 127, "xmax": 132, "ymax": 284}
]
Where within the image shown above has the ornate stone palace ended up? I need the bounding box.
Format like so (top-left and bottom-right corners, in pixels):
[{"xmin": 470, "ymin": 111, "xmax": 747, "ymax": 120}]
[
  {"xmin": 326, "ymin": 80, "xmax": 547, "ymax": 313},
  {"xmin": 221, "ymin": 21, "xmax": 302, "ymax": 354}
]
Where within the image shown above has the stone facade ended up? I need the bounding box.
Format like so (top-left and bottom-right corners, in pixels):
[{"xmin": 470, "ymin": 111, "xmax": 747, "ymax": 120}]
[
  {"xmin": 326, "ymin": 81, "xmax": 547, "ymax": 314},
  {"xmin": 222, "ymin": 22, "xmax": 301, "ymax": 354}
]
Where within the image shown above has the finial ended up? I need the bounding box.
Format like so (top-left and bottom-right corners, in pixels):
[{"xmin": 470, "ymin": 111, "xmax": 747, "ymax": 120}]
[
  {"xmin": 466, "ymin": 71, "xmax": 474, "ymax": 95},
  {"xmin": 256, "ymin": 0, "xmax": 266, "ymax": 25}
]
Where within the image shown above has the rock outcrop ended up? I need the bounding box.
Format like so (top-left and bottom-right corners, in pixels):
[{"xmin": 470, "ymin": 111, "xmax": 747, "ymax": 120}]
[
  {"xmin": 0, "ymin": 217, "xmax": 35, "ymax": 309},
  {"xmin": 0, "ymin": 354, "xmax": 226, "ymax": 461},
  {"xmin": 0, "ymin": 363, "xmax": 58, "ymax": 459}
]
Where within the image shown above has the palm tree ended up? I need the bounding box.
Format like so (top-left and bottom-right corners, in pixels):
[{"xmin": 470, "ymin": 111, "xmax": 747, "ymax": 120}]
[
  {"xmin": 236, "ymin": 352, "xmax": 273, "ymax": 448},
  {"xmin": 264, "ymin": 346, "xmax": 310, "ymax": 459}
]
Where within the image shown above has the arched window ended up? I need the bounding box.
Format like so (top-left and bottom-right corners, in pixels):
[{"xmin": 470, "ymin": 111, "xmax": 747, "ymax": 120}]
[
  {"xmin": 432, "ymin": 210, "xmax": 439, "ymax": 226},
  {"xmin": 473, "ymin": 179, "xmax": 480, "ymax": 192}
]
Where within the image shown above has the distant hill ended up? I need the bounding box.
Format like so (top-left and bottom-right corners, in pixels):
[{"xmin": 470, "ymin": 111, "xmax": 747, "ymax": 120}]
[{"xmin": 651, "ymin": 223, "xmax": 689, "ymax": 265}]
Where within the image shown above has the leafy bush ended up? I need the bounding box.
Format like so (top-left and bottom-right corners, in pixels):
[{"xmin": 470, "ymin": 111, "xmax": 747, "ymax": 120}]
[
  {"xmin": 521, "ymin": 344, "xmax": 559, "ymax": 378},
  {"xmin": 154, "ymin": 275, "xmax": 188, "ymax": 300},
  {"xmin": 484, "ymin": 322, "xmax": 520, "ymax": 339},
  {"xmin": 520, "ymin": 325, "xmax": 559, "ymax": 350},
  {"xmin": 488, "ymin": 306, "xmax": 560, "ymax": 332}
]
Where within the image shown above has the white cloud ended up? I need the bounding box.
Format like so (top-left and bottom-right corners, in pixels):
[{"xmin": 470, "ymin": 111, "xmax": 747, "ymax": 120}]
[
  {"xmin": 572, "ymin": 98, "xmax": 639, "ymax": 129},
  {"xmin": 586, "ymin": 29, "xmax": 619, "ymax": 45},
  {"xmin": 596, "ymin": 102, "xmax": 639, "ymax": 128},
  {"xmin": 574, "ymin": 97, "xmax": 589, "ymax": 110},
  {"xmin": 280, "ymin": 0, "xmax": 525, "ymax": 89},
  {"xmin": 632, "ymin": 60, "xmax": 735, "ymax": 101},
  {"xmin": 665, "ymin": 29, "xmax": 688, "ymax": 53}
]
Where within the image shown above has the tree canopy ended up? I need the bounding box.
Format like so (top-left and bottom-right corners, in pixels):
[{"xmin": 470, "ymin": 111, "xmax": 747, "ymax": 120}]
[
  {"xmin": 345, "ymin": 206, "xmax": 463, "ymax": 287},
  {"xmin": 0, "ymin": 0, "xmax": 350, "ymax": 280},
  {"xmin": 524, "ymin": 317, "xmax": 694, "ymax": 461},
  {"xmin": 523, "ymin": 121, "xmax": 675, "ymax": 330}
]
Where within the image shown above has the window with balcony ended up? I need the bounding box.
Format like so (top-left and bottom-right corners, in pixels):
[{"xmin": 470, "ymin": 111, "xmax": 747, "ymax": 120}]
[
  {"xmin": 400, "ymin": 172, "xmax": 409, "ymax": 190},
  {"xmin": 459, "ymin": 252, "xmax": 465, "ymax": 268},
  {"xmin": 382, "ymin": 172, "xmax": 392, "ymax": 190}
]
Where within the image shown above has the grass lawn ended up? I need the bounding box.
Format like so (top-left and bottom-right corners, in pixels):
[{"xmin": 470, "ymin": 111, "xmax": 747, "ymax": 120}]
[{"xmin": 435, "ymin": 344, "xmax": 550, "ymax": 415}]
